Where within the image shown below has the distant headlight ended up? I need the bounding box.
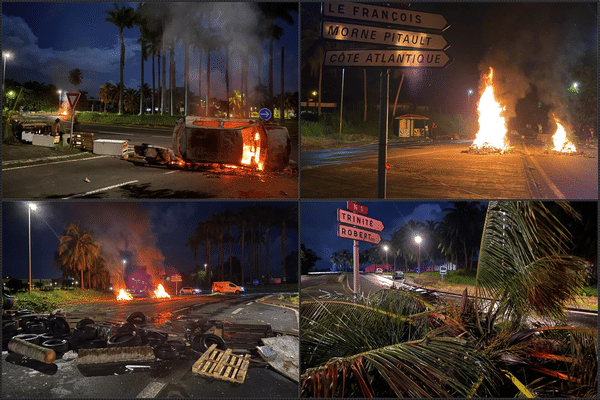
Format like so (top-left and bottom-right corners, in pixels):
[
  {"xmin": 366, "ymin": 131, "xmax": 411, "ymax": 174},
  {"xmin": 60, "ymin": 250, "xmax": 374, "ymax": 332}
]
[{"xmin": 240, "ymin": 287, "xmax": 245, "ymax": 291}]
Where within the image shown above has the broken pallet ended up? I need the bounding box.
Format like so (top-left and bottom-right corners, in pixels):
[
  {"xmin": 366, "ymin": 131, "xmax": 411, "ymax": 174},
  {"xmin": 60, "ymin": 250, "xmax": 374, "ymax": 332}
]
[{"xmin": 192, "ymin": 344, "xmax": 250, "ymax": 384}]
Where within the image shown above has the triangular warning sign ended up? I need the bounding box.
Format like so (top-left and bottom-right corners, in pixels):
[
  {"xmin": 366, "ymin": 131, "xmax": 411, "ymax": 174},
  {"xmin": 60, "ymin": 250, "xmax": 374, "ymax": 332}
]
[{"xmin": 66, "ymin": 92, "xmax": 81, "ymax": 110}]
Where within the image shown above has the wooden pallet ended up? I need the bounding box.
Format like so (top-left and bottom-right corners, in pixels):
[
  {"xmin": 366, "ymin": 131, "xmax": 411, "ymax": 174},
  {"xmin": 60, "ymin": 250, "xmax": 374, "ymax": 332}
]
[{"xmin": 192, "ymin": 344, "xmax": 251, "ymax": 384}]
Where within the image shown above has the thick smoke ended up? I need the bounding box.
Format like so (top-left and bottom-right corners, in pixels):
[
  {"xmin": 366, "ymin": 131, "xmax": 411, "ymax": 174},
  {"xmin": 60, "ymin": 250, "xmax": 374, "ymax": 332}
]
[
  {"xmin": 67, "ymin": 203, "xmax": 165, "ymax": 289},
  {"xmin": 478, "ymin": 3, "xmax": 595, "ymax": 126}
]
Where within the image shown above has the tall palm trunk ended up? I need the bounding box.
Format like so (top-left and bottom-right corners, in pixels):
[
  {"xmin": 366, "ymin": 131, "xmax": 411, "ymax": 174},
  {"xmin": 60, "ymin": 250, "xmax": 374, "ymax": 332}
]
[
  {"xmin": 268, "ymin": 38, "xmax": 274, "ymax": 109},
  {"xmin": 205, "ymin": 239, "xmax": 211, "ymax": 286},
  {"xmin": 197, "ymin": 50, "xmax": 202, "ymax": 115},
  {"xmin": 281, "ymin": 221, "xmax": 286, "ymax": 282},
  {"xmin": 161, "ymin": 49, "xmax": 166, "ymax": 115},
  {"xmin": 206, "ymin": 51, "xmax": 211, "ymax": 117},
  {"xmin": 225, "ymin": 45, "xmax": 230, "ymax": 117},
  {"xmin": 139, "ymin": 46, "xmax": 145, "ymax": 115},
  {"xmin": 184, "ymin": 42, "xmax": 189, "ymax": 116},
  {"xmin": 151, "ymin": 53, "xmax": 156, "ymax": 114},
  {"xmin": 318, "ymin": 61, "xmax": 323, "ymax": 116},
  {"xmin": 170, "ymin": 39, "xmax": 175, "ymax": 116},
  {"xmin": 265, "ymin": 227, "xmax": 271, "ymax": 280},
  {"xmin": 118, "ymin": 30, "xmax": 125, "ymax": 115},
  {"xmin": 240, "ymin": 222, "xmax": 246, "ymax": 285},
  {"xmin": 363, "ymin": 69, "xmax": 367, "ymax": 121}
]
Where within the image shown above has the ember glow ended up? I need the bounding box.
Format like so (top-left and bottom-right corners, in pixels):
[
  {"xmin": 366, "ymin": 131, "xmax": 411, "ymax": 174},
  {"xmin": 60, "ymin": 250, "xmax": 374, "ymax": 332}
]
[
  {"xmin": 117, "ymin": 288, "xmax": 133, "ymax": 301},
  {"xmin": 551, "ymin": 117, "xmax": 577, "ymax": 153},
  {"xmin": 471, "ymin": 68, "xmax": 508, "ymax": 150},
  {"xmin": 153, "ymin": 284, "xmax": 171, "ymax": 299},
  {"xmin": 241, "ymin": 129, "xmax": 264, "ymax": 170}
]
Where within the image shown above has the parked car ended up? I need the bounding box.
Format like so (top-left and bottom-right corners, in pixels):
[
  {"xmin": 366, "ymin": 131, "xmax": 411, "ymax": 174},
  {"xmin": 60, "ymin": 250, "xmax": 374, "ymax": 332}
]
[
  {"xmin": 375, "ymin": 268, "xmax": 383, "ymax": 274},
  {"xmin": 179, "ymin": 287, "xmax": 201, "ymax": 295},
  {"xmin": 212, "ymin": 281, "xmax": 244, "ymax": 294},
  {"xmin": 393, "ymin": 271, "xmax": 405, "ymax": 280}
]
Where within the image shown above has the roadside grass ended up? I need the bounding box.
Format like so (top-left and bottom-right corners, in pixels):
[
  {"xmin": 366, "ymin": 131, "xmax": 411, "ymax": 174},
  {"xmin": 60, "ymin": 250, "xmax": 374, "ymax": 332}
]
[
  {"xmin": 76, "ymin": 111, "xmax": 180, "ymax": 128},
  {"xmin": 277, "ymin": 293, "xmax": 299, "ymax": 306},
  {"xmin": 13, "ymin": 289, "xmax": 115, "ymax": 313}
]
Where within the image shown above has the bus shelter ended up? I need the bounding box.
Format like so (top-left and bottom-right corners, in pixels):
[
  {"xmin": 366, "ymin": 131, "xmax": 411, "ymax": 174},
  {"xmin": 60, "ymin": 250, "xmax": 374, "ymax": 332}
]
[{"xmin": 395, "ymin": 114, "xmax": 430, "ymax": 138}]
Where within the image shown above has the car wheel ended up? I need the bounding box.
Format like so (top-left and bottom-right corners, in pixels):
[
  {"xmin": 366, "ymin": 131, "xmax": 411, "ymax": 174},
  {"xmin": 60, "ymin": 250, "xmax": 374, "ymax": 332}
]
[
  {"xmin": 76, "ymin": 318, "xmax": 95, "ymax": 329},
  {"xmin": 166, "ymin": 340, "xmax": 186, "ymax": 353},
  {"xmin": 153, "ymin": 344, "xmax": 177, "ymax": 360},
  {"xmin": 142, "ymin": 330, "xmax": 168, "ymax": 343},
  {"xmin": 24, "ymin": 321, "xmax": 47, "ymax": 334},
  {"xmin": 126, "ymin": 312, "xmax": 146, "ymax": 325},
  {"xmin": 74, "ymin": 326, "xmax": 97, "ymax": 341},
  {"xmin": 81, "ymin": 338, "xmax": 106, "ymax": 349},
  {"xmin": 142, "ymin": 337, "xmax": 162, "ymax": 348},
  {"xmin": 48, "ymin": 317, "xmax": 70, "ymax": 336},
  {"xmin": 41, "ymin": 339, "xmax": 69, "ymax": 353},
  {"xmin": 107, "ymin": 331, "xmax": 142, "ymax": 347},
  {"xmin": 12, "ymin": 333, "xmax": 41, "ymax": 345},
  {"xmin": 199, "ymin": 334, "xmax": 226, "ymax": 352},
  {"xmin": 117, "ymin": 322, "xmax": 138, "ymax": 334}
]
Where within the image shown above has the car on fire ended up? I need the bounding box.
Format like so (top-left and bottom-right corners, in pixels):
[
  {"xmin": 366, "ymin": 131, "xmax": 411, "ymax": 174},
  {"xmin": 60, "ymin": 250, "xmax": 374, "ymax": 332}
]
[
  {"xmin": 212, "ymin": 281, "xmax": 244, "ymax": 294},
  {"xmin": 179, "ymin": 287, "xmax": 201, "ymax": 295}
]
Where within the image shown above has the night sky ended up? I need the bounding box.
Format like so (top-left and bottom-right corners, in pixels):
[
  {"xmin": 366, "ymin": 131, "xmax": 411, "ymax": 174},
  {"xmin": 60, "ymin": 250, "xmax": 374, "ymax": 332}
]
[
  {"xmin": 2, "ymin": 201, "xmax": 299, "ymax": 282},
  {"xmin": 2, "ymin": 2, "xmax": 299, "ymax": 101},
  {"xmin": 302, "ymin": 2, "xmax": 597, "ymax": 120},
  {"xmin": 301, "ymin": 201, "xmax": 474, "ymax": 271}
]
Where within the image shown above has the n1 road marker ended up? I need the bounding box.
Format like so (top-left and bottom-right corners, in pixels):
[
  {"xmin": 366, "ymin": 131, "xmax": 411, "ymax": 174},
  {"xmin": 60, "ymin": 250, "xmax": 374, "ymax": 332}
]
[{"xmin": 338, "ymin": 224, "xmax": 382, "ymax": 244}]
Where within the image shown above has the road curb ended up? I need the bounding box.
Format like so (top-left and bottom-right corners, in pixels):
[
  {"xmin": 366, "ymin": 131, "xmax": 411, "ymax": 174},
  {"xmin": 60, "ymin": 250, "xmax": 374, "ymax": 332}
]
[{"xmin": 2, "ymin": 153, "xmax": 93, "ymax": 166}]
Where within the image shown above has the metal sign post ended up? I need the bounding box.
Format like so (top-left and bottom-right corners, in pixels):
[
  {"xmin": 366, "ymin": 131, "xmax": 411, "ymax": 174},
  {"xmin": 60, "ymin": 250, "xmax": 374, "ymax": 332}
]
[
  {"xmin": 377, "ymin": 69, "xmax": 389, "ymax": 198},
  {"xmin": 353, "ymin": 239, "xmax": 359, "ymax": 295}
]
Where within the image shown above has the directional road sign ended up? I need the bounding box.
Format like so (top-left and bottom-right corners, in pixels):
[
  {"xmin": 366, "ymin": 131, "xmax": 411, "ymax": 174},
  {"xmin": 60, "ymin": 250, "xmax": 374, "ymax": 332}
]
[
  {"xmin": 347, "ymin": 201, "xmax": 368, "ymax": 215},
  {"xmin": 439, "ymin": 266, "xmax": 447, "ymax": 275},
  {"xmin": 338, "ymin": 209, "xmax": 384, "ymax": 231},
  {"xmin": 338, "ymin": 224, "xmax": 381, "ymax": 244},
  {"xmin": 324, "ymin": 49, "xmax": 452, "ymax": 68},
  {"xmin": 322, "ymin": 21, "xmax": 448, "ymax": 50},
  {"xmin": 66, "ymin": 92, "xmax": 81, "ymax": 110},
  {"xmin": 323, "ymin": 2, "xmax": 449, "ymax": 31},
  {"xmin": 259, "ymin": 108, "xmax": 272, "ymax": 120}
]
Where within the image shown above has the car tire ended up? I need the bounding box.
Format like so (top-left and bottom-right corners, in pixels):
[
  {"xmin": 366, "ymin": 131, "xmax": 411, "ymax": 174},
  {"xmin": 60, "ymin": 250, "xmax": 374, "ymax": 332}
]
[
  {"xmin": 107, "ymin": 331, "xmax": 142, "ymax": 348},
  {"xmin": 142, "ymin": 330, "xmax": 168, "ymax": 343},
  {"xmin": 2, "ymin": 321, "xmax": 18, "ymax": 335},
  {"xmin": 76, "ymin": 318, "xmax": 95, "ymax": 329},
  {"xmin": 12, "ymin": 333, "xmax": 41, "ymax": 345},
  {"xmin": 195, "ymin": 334, "xmax": 226, "ymax": 352},
  {"xmin": 166, "ymin": 340, "xmax": 186, "ymax": 353},
  {"xmin": 48, "ymin": 317, "xmax": 70, "ymax": 336},
  {"xmin": 74, "ymin": 326, "xmax": 97, "ymax": 341},
  {"xmin": 41, "ymin": 339, "xmax": 69, "ymax": 353},
  {"xmin": 153, "ymin": 344, "xmax": 177, "ymax": 360},
  {"xmin": 126, "ymin": 312, "xmax": 146, "ymax": 325},
  {"xmin": 117, "ymin": 322, "xmax": 138, "ymax": 334},
  {"xmin": 24, "ymin": 321, "xmax": 47, "ymax": 334},
  {"xmin": 142, "ymin": 337, "xmax": 163, "ymax": 348},
  {"xmin": 82, "ymin": 338, "xmax": 106, "ymax": 349}
]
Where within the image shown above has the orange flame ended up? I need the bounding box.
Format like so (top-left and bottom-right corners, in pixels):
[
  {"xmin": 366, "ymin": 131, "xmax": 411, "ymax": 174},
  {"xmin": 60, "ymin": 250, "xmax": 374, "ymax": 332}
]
[
  {"xmin": 153, "ymin": 284, "xmax": 171, "ymax": 299},
  {"xmin": 471, "ymin": 68, "xmax": 508, "ymax": 150},
  {"xmin": 117, "ymin": 288, "xmax": 133, "ymax": 301},
  {"xmin": 241, "ymin": 129, "xmax": 264, "ymax": 170},
  {"xmin": 552, "ymin": 117, "xmax": 577, "ymax": 153}
]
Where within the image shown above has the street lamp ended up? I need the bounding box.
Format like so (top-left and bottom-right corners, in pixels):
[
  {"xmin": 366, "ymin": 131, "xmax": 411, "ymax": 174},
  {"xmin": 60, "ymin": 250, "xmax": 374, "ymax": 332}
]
[
  {"xmin": 414, "ymin": 235, "xmax": 422, "ymax": 273},
  {"xmin": 28, "ymin": 203, "xmax": 37, "ymax": 293},
  {"xmin": 122, "ymin": 259, "xmax": 127, "ymax": 281},
  {"xmin": 383, "ymin": 245, "xmax": 389, "ymax": 270},
  {"xmin": 58, "ymin": 90, "xmax": 62, "ymax": 110},
  {"xmin": 3, "ymin": 52, "xmax": 12, "ymax": 94},
  {"xmin": 467, "ymin": 89, "xmax": 473, "ymax": 107}
]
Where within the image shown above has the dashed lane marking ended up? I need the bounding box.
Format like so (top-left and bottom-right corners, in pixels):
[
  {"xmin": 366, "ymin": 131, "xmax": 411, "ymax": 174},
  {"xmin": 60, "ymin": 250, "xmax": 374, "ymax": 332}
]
[
  {"xmin": 63, "ymin": 180, "xmax": 139, "ymax": 199},
  {"xmin": 232, "ymin": 307, "xmax": 244, "ymax": 314},
  {"xmin": 136, "ymin": 381, "xmax": 166, "ymax": 398}
]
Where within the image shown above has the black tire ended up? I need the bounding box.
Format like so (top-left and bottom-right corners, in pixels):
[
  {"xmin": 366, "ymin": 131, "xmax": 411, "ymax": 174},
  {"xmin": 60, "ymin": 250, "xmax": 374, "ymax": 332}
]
[
  {"xmin": 142, "ymin": 337, "xmax": 162, "ymax": 348},
  {"xmin": 190, "ymin": 334, "xmax": 205, "ymax": 352},
  {"xmin": 2, "ymin": 332, "xmax": 17, "ymax": 351},
  {"xmin": 166, "ymin": 340, "xmax": 186, "ymax": 353},
  {"xmin": 2, "ymin": 292, "xmax": 15, "ymax": 310},
  {"xmin": 40, "ymin": 332, "xmax": 60, "ymax": 341},
  {"xmin": 153, "ymin": 344, "xmax": 177, "ymax": 360},
  {"xmin": 48, "ymin": 317, "xmax": 70, "ymax": 336},
  {"xmin": 2, "ymin": 321, "xmax": 18, "ymax": 335},
  {"xmin": 107, "ymin": 331, "xmax": 142, "ymax": 348},
  {"xmin": 24, "ymin": 321, "xmax": 47, "ymax": 334},
  {"xmin": 66, "ymin": 335, "xmax": 83, "ymax": 351},
  {"xmin": 74, "ymin": 326, "xmax": 97, "ymax": 340},
  {"xmin": 41, "ymin": 339, "xmax": 69, "ymax": 353},
  {"xmin": 116, "ymin": 322, "xmax": 137, "ymax": 334},
  {"xmin": 15, "ymin": 309, "xmax": 35, "ymax": 316},
  {"xmin": 126, "ymin": 312, "xmax": 146, "ymax": 325},
  {"xmin": 81, "ymin": 338, "xmax": 106, "ymax": 349},
  {"xmin": 12, "ymin": 333, "xmax": 41, "ymax": 345},
  {"xmin": 76, "ymin": 318, "xmax": 95, "ymax": 329},
  {"xmin": 201, "ymin": 334, "xmax": 226, "ymax": 351},
  {"xmin": 142, "ymin": 330, "xmax": 168, "ymax": 343},
  {"xmin": 18, "ymin": 315, "xmax": 41, "ymax": 327}
]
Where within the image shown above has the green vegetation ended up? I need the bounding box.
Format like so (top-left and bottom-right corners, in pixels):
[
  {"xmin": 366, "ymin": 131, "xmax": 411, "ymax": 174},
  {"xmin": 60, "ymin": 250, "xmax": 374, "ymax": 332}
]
[
  {"xmin": 14, "ymin": 289, "xmax": 114, "ymax": 313},
  {"xmin": 582, "ymin": 284, "xmax": 598, "ymax": 297},
  {"xmin": 75, "ymin": 111, "xmax": 180, "ymax": 128}
]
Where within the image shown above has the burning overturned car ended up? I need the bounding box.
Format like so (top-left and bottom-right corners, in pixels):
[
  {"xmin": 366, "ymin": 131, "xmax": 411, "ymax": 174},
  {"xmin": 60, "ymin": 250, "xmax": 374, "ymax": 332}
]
[{"xmin": 133, "ymin": 117, "xmax": 292, "ymax": 172}]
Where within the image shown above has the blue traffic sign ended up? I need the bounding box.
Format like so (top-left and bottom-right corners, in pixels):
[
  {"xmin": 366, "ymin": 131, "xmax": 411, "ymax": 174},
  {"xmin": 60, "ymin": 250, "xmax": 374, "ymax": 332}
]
[
  {"xmin": 253, "ymin": 279, "xmax": 259, "ymax": 286},
  {"xmin": 259, "ymin": 108, "xmax": 272, "ymax": 120}
]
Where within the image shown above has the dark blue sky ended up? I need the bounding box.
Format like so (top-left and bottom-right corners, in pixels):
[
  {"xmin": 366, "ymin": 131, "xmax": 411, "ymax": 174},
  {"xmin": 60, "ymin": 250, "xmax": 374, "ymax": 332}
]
[
  {"xmin": 301, "ymin": 201, "xmax": 475, "ymax": 271},
  {"xmin": 3, "ymin": 2, "xmax": 299, "ymax": 100},
  {"xmin": 2, "ymin": 201, "xmax": 298, "ymax": 281}
]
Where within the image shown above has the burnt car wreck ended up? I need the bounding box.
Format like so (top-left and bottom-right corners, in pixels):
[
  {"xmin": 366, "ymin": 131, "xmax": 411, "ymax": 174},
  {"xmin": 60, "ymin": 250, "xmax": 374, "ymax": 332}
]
[{"xmin": 134, "ymin": 117, "xmax": 292, "ymax": 172}]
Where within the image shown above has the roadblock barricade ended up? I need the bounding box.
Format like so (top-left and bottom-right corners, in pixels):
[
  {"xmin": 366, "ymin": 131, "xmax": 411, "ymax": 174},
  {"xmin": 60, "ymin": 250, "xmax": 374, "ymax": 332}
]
[{"xmin": 71, "ymin": 132, "xmax": 94, "ymax": 151}]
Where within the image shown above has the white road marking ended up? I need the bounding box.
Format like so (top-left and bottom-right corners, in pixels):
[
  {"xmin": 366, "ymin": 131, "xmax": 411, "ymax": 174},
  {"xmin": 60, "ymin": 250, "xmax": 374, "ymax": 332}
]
[
  {"xmin": 3, "ymin": 155, "xmax": 108, "ymax": 170},
  {"xmin": 164, "ymin": 170, "xmax": 179, "ymax": 175},
  {"xmin": 232, "ymin": 307, "xmax": 244, "ymax": 314},
  {"xmin": 246, "ymin": 302, "xmax": 253, "ymax": 306},
  {"xmin": 63, "ymin": 180, "xmax": 139, "ymax": 199},
  {"xmin": 136, "ymin": 381, "xmax": 166, "ymax": 398},
  {"xmin": 173, "ymin": 307, "xmax": 189, "ymax": 313},
  {"xmin": 522, "ymin": 146, "xmax": 565, "ymax": 199},
  {"xmin": 99, "ymin": 131, "xmax": 134, "ymax": 136}
]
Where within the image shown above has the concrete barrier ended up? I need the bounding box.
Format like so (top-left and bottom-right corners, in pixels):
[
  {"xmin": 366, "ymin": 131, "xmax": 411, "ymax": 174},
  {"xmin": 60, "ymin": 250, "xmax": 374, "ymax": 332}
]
[
  {"xmin": 31, "ymin": 134, "xmax": 58, "ymax": 147},
  {"xmin": 93, "ymin": 139, "xmax": 128, "ymax": 156}
]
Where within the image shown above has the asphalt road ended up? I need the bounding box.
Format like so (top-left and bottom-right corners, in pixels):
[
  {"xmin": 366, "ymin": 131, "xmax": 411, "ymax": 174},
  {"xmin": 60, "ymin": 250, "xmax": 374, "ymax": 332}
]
[
  {"xmin": 2, "ymin": 294, "xmax": 299, "ymax": 398},
  {"xmin": 301, "ymin": 140, "xmax": 597, "ymax": 199}
]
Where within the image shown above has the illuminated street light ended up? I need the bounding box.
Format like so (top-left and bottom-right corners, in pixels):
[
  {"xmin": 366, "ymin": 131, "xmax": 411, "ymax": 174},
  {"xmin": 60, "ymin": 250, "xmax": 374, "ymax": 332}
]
[
  {"xmin": 467, "ymin": 89, "xmax": 473, "ymax": 108},
  {"xmin": 28, "ymin": 203, "xmax": 37, "ymax": 293},
  {"xmin": 58, "ymin": 90, "xmax": 62, "ymax": 110},
  {"xmin": 383, "ymin": 245, "xmax": 389, "ymax": 270},
  {"xmin": 3, "ymin": 52, "xmax": 12, "ymax": 94},
  {"xmin": 414, "ymin": 235, "xmax": 423, "ymax": 273},
  {"xmin": 122, "ymin": 259, "xmax": 127, "ymax": 281}
]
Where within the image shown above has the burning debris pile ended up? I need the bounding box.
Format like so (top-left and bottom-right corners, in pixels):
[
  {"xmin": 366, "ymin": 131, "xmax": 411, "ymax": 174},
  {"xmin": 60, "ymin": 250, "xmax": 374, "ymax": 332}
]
[
  {"xmin": 133, "ymin": 117, "xmax": 292, "ymax": 173},
  {"xmin": 550, "ymin": 117, "xmax": 578, "ymax": 154},
  {"xmin": 468, "ymin": 68, "xmax": 510, "ymax": 154}
]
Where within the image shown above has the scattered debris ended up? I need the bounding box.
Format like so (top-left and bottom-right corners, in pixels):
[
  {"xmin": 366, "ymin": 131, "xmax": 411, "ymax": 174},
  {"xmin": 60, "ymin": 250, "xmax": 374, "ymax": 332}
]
[
  {"xmin": 192, "ymin": 344, "xmax": 251, "ymax": 384},
  {"xmin": 8, "ymin": 338, "xmax": 56, "ymax": 364},
  {"xmin": 84, "ymin": 177, "xmax": 90, "ymax": 182},
  {"xmin": 259, "ymin": 335, "xmax": 299, "ymax": 382},
  {"xmin": 77, "ymin": 345, "xmax": 155, "ymax": 365}
]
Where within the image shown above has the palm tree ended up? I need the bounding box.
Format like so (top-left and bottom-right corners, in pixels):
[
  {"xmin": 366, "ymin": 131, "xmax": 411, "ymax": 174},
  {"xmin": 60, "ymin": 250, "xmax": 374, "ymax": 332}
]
[
  {"xmin": 276, "ymin": 204, "xmax": 298, "ymax": 282},
  {"xmin": 135, "ymin": 8, "xmax": 150, "ymax": 115},
  {"xmin": 302, "ymin": 201, "xmax": 595, "ymax": 398},
  {"xmin": 99, "ymin": 83, "xmax": 115, "ymax": 112},
  {"xmin": 442, "ymin": 202, "xmax": 485, "ymax": 269},
  {"xmin": 68, "ymin": 68, "xmax": 83, "ymax": 89},
  {"xmin": 186, "ymin": 221, "xmax": 214, "ymax": 287},
  {"xmin": 105, "ymin": 3, "xmax": 136, "ymax": 115},
  {"xmin": 85, "ymin": 254, "xmax": 110, "ymax": 289},
  {"xmin": 54, "ymin": 223, "xmax": 101, "ymax": 290},
  {"xmin": 123, "ymin": 87, "xmax": 139, "ymax": 113}
]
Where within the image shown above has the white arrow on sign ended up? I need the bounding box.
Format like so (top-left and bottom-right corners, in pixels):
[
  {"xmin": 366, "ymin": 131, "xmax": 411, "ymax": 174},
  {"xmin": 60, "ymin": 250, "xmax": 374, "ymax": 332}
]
[
  {"xmin": 322, "ymin": 21, "xmax": 448, "ymax": 50},
  {"xmin": 324, "ymin": 49, "xmax": 451, "ymax": 68},
  {"xmin": 338, "ymin": 224, "xmax": 382, "ymax": 244},
  {"xmin": 323, "ymin": 2, "xmax": 449, "ymax": 31},
  {"xmin": 337, "ymin": 209, "xmax": 384, "ymax": 232}
]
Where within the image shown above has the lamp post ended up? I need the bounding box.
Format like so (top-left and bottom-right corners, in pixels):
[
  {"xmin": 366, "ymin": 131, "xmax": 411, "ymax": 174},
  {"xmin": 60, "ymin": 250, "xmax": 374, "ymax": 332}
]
[
  {"xmin": 383, "ymin": 245, "xmax": 389, "ymax": 271},
  {"xmin": 3, "ymin": 52, "xmax": 11, "ymax": 94},
  {"xmin": 467, "ymin": 89, "xmax": 473, "ymax": 107},
  {"xmin": 122, "ymin": 259, "xmax": 126, "ymax": 284},
  {"xmin": 414, "ymin": 235, "xmax": 422, "ymax": 273},
  {"xmin": 58, "ymin": 90, "xmax": 62, "ymax": 110},
  {"xmin": 28, "ymin": 203, "xmax": 37, "ymax": 293}
]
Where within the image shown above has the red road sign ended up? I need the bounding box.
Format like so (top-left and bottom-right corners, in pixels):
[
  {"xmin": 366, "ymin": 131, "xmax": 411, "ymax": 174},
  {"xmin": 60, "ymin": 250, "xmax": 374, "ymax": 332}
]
[
  {"xmin": 347, "ymin": 201, "xmax": 368, "ymax": 215},
  {"xmin": 338, "ymin": 209, "xmax": 384, "ymax": 231},
  {"xmin": 323, "ymin": 2, "xmax": 449, "ymax": 31},
  {"xmin": 338, "ymin": 224, "xmax": 381, "ymax": 244},
  {"xmin": 66, "ymin": 92, "xmax": 81, "ymax": 110},
  {"xmin": 171, "ymin": 274, "xmax": 182, "ymax": 282}
]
